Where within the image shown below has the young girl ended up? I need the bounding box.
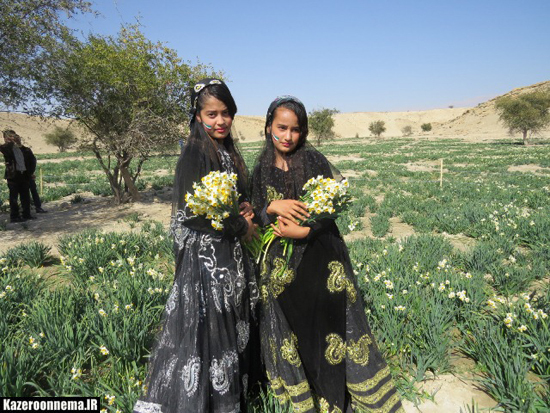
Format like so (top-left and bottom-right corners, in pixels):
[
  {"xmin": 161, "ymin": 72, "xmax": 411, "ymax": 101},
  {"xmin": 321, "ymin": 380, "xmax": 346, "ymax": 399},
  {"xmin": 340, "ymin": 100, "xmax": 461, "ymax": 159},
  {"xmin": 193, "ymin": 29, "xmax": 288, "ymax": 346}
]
[
  {"xmin": 251, "ymin": 96, "xmax": 403, "ymax": 413},
  {"xmin": 134, "ymin": 79, "xmax": 258, "ymax": 413}
]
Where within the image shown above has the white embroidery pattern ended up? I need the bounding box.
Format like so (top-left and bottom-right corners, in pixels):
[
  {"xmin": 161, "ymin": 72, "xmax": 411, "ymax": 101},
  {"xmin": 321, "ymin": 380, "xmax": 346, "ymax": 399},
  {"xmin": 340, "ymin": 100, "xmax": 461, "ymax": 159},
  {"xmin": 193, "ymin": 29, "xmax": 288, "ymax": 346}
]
[
  {"xmin": 218, "ymin": 149, "xmax": 235, "ymax": 174},
  {"xmin": 209, "ymin": 351, "xmax": 238, "ymax": 395},
  {"xmin": 236, "ymin": 320, "xmax": 249, "ymax": 353},
  {"xmin": 164, "ymin": 356, "xmax": 178, "ymax": 381},
  {"xmin": 182, "ymin": 356, "xmax": 201, "ymax": 397},
  {"xmin": 165, "ymin": 283, "xmax": 179, "ymax": 315},
  {"xmin": 134, "ymin": 400, "xmax": 163, "ymax": 413}
]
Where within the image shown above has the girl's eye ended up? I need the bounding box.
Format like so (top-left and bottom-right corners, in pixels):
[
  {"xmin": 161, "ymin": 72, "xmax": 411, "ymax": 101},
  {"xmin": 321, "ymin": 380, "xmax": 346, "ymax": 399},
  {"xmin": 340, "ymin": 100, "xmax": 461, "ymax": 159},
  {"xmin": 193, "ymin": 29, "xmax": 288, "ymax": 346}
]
[{"xmin": 292, "ymin": 128, "xmax": 300, "ymax": 133}]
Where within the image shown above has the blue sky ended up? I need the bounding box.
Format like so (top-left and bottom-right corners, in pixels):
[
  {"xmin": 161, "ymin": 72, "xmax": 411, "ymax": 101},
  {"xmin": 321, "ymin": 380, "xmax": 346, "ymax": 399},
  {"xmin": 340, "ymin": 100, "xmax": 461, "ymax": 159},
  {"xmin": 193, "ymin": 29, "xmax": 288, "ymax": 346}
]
[{"xmin": 68, "ymin": 0, "xmax": 550, "ymax": 116}]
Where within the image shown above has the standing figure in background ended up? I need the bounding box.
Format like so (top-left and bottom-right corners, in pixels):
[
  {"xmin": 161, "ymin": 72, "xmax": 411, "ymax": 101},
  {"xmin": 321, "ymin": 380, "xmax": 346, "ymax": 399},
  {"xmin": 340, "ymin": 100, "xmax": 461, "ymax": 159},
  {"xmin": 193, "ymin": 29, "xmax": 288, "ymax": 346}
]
[
  {"xmin": 0, "ymin": 130, "xmax": 35, "ymax": 223},
  {"xmin": 251, "ymin": 96, "xmax": 403, "ymax": 412},
  {"xmin": 12, "ymin": 134, "xmax": 47, "ymax": 214}
]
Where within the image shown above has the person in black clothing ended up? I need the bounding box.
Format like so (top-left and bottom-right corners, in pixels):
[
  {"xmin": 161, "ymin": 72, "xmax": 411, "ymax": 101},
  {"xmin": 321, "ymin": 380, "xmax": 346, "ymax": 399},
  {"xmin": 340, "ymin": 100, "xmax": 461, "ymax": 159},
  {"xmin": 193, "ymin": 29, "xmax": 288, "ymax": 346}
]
[
  {"xmin": 134, "ymin": 79, "xmax": 259, "ymax": 413},
  {"xmin": 251, "ymin": 96, "xmax": 403, "ymax": 412},
  {"xmin": 12, "ymin": 134, "xmax": 47, "ymax": 213},
  {"xmin": 1, "ymin": 130, "xmax": 36, "ymax": 223}
]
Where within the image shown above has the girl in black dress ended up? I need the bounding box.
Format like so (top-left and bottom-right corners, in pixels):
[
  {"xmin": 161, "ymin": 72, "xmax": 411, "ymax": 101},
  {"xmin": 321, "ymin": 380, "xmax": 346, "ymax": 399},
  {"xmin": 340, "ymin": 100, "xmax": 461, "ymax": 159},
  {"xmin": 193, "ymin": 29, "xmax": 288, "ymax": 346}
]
[
  {"xmin": 251, "ymin": 96, "xmax": 403, "ymax": 413},
  {"xmin": 134, "ymin": 79, "xmax": 258, "ymax": 413}
]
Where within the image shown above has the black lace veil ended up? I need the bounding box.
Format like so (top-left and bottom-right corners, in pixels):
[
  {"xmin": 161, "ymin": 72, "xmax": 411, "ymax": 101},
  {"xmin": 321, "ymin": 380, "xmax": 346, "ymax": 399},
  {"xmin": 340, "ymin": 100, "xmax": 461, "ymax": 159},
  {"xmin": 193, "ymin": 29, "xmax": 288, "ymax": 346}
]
[{"xmin": 251, "ymin": 96, "xmax": 343, "ymax": 273}]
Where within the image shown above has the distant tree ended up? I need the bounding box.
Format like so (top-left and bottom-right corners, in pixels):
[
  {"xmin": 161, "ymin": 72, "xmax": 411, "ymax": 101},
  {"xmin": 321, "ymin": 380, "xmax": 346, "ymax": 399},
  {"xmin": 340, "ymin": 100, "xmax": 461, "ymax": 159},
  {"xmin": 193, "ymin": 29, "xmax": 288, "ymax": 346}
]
[
  {"xmin": 495, "ymin": 90, "xmax": 550, "ymax": 145},
  {"xmin": 401, "ymin": 125, "xmax": 413, "ymax": 137},
  {"xmin": 369, "ymin": 120, "xmax": 386, "ymax": 138},
  {"xmin": 421, "ymin": 123, "xmax": 432, "ymax": 132},
  {"xmin": 44, "ymin": 126, "xmax": 78, "ymax": 152},
  {"xmin": 42, "ymin": 26, "xmax": 218, "ymax": 203},
  {"xmin": 309, "ymin": 108, "xmax": 339, "ymax": 146},
  {"xmin": 0, "ymin": 0, "xmax": 94, "ymax": 110}
]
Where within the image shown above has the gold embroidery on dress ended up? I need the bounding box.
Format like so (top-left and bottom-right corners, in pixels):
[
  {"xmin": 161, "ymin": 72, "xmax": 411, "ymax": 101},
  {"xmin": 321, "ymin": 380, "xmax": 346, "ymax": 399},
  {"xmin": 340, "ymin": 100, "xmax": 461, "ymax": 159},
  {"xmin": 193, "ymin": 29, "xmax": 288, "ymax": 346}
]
[
  {"xmin": 260, "ymin": 260, "xmax": 268, "ymax": 277},
  {"xmin": 347, "ymin": 334, "xmax": 372, "ymax": 366},
  {"xmin": 347, "ymin": 366, "xmax": 391, "ymax": 392},
  {"xmin": 281, "ymin": 333, "xmax": 302, "ymax": 367},
  {"xmin": 325, "ymin": 333, "xmax": 374, "ymax": 366},
  {"xmin": 351, "ymin": 392, "xmax": 402, "ymax": 413},
  {"xmin": 349, "ymin": 380, "xmax": 394, "ymax": 405},
  {"xmin": 267, "ymin": 374, "xmax": 313, "ymax": 412},
  {"xmin": 283, "ymin": 380, "xmax": 310, "ymax": 397},
  {"xmin": 325, "ymin": 333, "xmax": 346, "ymax": 365},
  {"xmin": 269, "ymin": 374, "xmax": 284, "ymax": 390},
  {"xmin": 269, "ymin": 338, "xmax": 278, "ymax": 365},
  {"xmin": 271, "ymin": 257, "xmax": 295, "ymax": 297},
  {"xmin": 315, "ymin": 396, "xmax": 343, "ymax": 413},
  {"xmin": 267, "ymin": 185, "xmax": 284, "ymax": 203},
  {"xmin": 327, "ymin": 261, "xmax": 357, "ymax": 303},
  {"xmin": 293, "ymin": 397, "xmax": 315, "ymax": 413},
  {"xmin": 318, "ymin": 397, "xmax": 330, "ymax": 412},
  {"xmin": 261, "ymin": 285, "xmax": 269, "ymax": 302}
]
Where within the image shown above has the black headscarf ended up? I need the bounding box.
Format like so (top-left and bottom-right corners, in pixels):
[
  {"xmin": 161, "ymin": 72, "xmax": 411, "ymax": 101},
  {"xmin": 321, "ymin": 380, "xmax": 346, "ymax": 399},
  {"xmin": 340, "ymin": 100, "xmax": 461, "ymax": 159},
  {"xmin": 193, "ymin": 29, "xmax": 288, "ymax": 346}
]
[{"xmin": 251, "ymin": 96, "xmax": 342, "ymax": 272}]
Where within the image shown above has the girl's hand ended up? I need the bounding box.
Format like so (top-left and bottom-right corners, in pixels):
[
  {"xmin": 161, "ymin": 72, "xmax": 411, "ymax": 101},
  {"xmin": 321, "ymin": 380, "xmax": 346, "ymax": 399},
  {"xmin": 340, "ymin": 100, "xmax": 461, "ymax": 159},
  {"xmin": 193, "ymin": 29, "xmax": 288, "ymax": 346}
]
[
  {"xmin": 243, "ymin": 215, "xmax": 259, "ymax": 242},
  {"xmin": 239, "ymin": 202, "xmax": 254, "ymax": 219},
  {"xmin": 271, "ymin": 216, "xmax": 310, "ymax": 239},
  {"xmin": 267, "ymin": 200, "xmax": 309, "ymax": 224}
]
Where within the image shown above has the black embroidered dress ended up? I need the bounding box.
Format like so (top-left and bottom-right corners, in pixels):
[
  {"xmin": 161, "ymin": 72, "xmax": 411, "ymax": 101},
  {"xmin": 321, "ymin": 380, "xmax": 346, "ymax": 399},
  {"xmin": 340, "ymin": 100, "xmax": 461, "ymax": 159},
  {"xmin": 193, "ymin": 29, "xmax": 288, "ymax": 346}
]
[
  {"xmin": 252, "ymin": 150, "xmax": 403, "ymax": 413},
  {"xmin": 134, "ymin": 145, "xmax": 258, "ymax": 413}
]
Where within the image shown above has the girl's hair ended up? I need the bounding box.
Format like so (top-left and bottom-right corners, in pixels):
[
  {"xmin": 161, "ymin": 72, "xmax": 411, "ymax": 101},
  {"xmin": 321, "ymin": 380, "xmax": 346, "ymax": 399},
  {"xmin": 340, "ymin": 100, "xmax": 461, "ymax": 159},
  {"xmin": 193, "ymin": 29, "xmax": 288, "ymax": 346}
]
[
  {"xmin": 196, "ymin": 84, "xmax": 237, "ymax": 120},
  {"xmin": 187, "ymin": 81, "xmax": 248, "ymax": 193}
]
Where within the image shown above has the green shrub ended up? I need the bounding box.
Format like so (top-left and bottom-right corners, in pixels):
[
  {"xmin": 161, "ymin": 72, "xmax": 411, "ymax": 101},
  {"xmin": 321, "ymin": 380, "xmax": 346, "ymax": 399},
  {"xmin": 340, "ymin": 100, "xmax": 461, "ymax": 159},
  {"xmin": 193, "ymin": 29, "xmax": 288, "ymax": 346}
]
[
  {"xmin": 2, "ymin": 242, "xmax": 52, "ymax": 267},
  {"xmin": 421, "ymin": 123, "xmax": 432, "ymax": 132}
]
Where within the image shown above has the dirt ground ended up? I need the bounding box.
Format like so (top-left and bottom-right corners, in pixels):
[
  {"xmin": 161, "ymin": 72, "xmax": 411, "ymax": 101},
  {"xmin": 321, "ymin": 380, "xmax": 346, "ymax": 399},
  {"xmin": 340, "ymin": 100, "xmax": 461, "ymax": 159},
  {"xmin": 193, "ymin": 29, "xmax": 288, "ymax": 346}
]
[{"xmin": 0, "ymin": 190, "xmax": 173, "ymax": 255}]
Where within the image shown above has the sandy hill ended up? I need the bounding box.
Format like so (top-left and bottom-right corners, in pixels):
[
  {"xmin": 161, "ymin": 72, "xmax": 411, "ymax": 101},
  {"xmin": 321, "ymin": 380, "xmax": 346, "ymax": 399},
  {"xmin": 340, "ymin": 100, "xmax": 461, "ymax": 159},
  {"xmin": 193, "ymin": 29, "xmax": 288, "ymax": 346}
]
[
  {"xmin": 233, "ymin": 108, "xmax": 471, "ymax": 143},
  {"xmin": 437, "ymin": 80, "xmax": 550, "ymax": 138},
  {"xmin": 1, "ymin": 81, "xmax": 548, "ymax": 153}
]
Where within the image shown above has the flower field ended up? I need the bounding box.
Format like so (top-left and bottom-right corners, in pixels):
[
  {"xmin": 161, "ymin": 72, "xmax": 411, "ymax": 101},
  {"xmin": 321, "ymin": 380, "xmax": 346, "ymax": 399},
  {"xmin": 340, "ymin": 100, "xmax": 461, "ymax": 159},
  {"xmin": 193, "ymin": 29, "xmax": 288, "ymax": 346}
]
[{"xmin": 1, "ymin": 136, "xmax": 549, "ymax": 411}]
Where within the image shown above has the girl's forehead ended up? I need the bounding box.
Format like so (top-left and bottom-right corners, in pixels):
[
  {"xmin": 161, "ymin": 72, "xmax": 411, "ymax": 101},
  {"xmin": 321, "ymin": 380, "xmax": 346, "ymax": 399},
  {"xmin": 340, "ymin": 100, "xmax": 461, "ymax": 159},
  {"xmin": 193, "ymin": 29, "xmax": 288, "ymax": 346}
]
[
  {"xmin": 273, "ymin": 107, "xmax": 298, "ymax": 122},
  {"xmin": 200, "ymin": 96, "xmax": 227, "ymax": 110}
]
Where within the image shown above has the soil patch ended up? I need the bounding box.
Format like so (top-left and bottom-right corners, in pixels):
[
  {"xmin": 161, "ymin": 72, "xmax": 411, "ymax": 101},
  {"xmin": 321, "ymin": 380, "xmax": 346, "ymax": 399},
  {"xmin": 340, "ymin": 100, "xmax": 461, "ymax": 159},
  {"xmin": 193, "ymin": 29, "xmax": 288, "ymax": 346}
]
[
  {"xmin": 341, "ymin": 169, "xmax": 362, "ymax": 178},
  {"xmin": 1, "ymin": 193, "xmax": 171, "ymax": 255},
  {"xmin": 441, "ymin": 232, "xmax": 477, "ymax": 252},
  {"xmin": 402, "ymin": 373, "xmax": 497, "ymax": 412},
  {"xmin": 327, "ymin": 154, "xmax": 364, "ymax": 162},
  {"xmin": 507, "ymin": 164, "xmax": 549, "ymax": 175},
  {"xmin": 405, "ymin": 160, "xmax": 447, "ymax": 173},
  {"xmin": 388, "ymin": 217, "xmax": 416, "ymax": 240}
]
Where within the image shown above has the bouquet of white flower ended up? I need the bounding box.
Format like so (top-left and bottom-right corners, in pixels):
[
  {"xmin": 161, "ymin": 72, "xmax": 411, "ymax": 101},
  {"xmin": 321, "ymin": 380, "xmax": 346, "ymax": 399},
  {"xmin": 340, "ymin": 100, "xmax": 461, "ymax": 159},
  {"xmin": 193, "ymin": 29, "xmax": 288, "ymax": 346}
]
[
  {"xmin": 260, "ymin": 176, "xmax": 351, "ymax": 264},
  {"xmin": 185, "ymin": 171, "xmax": 240, "ymax": 231},
  {"xmin": 185, "ymin": 171, "xmax": 263, "ymax": 257},
  {"xmin": 301, "ymin": 176, "xmax": 351, "ymax": 219}
]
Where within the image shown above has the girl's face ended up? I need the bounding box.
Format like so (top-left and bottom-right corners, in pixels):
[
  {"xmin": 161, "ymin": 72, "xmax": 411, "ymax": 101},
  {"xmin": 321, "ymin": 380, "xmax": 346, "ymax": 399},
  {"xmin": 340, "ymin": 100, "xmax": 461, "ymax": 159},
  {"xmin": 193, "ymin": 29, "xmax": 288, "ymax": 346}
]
[
  {"xmin": 268, "ymin": 107, "xmax": 301, "ymax": 155},
  {"xmin": 196, "ymin": 96, "xmax": 233, "ymax": 140}
]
